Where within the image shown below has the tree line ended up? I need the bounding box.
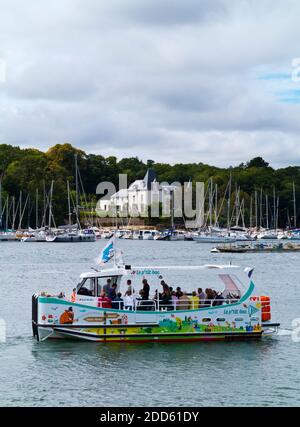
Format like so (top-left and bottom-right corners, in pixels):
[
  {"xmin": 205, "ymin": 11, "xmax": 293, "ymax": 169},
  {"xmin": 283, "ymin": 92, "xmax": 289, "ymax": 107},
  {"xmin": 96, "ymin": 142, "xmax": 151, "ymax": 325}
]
[{"xmin": 0, "ymin": 142, "xmax": 299, "ymax": 228}]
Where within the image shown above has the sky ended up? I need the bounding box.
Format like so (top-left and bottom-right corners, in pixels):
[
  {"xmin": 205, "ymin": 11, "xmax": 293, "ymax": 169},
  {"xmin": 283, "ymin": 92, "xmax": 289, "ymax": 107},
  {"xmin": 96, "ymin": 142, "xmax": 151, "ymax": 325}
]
[{"xmin": 0, "ymin": 0, "xmax": 300, "ymax": 167}]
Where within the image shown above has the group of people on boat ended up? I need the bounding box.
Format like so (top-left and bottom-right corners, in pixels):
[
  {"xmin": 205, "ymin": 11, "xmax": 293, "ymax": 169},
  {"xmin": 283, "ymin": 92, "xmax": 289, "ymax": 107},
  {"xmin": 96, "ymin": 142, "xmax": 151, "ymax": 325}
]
[{"xmin": 73, "ymin": 277, "xmax": 239, "ymax": 311}]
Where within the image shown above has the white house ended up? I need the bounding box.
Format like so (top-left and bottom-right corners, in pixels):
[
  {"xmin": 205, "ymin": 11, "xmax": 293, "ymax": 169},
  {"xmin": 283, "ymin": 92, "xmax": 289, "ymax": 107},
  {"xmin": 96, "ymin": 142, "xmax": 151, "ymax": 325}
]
[{"xmin": 97, "ymin": 169, "xmax": 175, "ymax": 217}]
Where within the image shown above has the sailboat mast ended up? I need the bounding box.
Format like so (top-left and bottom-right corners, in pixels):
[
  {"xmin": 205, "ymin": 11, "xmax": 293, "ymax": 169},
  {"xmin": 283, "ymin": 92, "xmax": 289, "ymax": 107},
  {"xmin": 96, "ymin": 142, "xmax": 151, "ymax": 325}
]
[
  {"xmin": 255, "ymin": 190, "xmax": 258, "ymax": 229},
  {"xmin": 215, "ymin": 183, "xmax": 218, "ymax": 227},
  {"xmin": 12, "ymin": 196, "xmax": 15, "ymax": 230},
  {"xmin": 19, "ymin": 191, "xmax": 22, "ymax": 230},
  {"xmin": 259, "ymin": 187, "xmax": 263, "ymax": 229},
  {"xmin": 250, "ymin": 194, "xmax": 253, "ymax": 228},
  {"xmin": 36, "ymin": 188, "xmax": 39, "ymax": 230},
  {"xmin": 273, "ymin": 186, "xmax": 276, "ymax": 230},
  {"xmin": 266, "ymin": 193, "xmax": 269, "ymax": 229},
  {"xmin": 48, "ymin": 181, "xmax": 54, "ymax": 229},
  {"xmin": 0, "ymin": 177, "xmax": 2, "ymax": 230},
  {"xmin": 5, "ymin": 195, "xmax": 8, "ymax": 230},
  {"xmin": 170, "ymin": 188, "xmax": 174, "ymax": 229},
  {"xmin": 75, "ymin": 154, "xmax": 79, "ymax": 226},
  {"xmin": 293, "ymin": 181, "xmax": 297, "ymax": 229},
  {"xmin": 227, "ymin": 173, "xmax": 232, "ymax": 231},
  {"xmin": 67, "ymin": 180, "xmax": 72, "ymax": 225},
  {"xmin": 209, "ymin": 178, "xmax": 213, "ymax": 228}
]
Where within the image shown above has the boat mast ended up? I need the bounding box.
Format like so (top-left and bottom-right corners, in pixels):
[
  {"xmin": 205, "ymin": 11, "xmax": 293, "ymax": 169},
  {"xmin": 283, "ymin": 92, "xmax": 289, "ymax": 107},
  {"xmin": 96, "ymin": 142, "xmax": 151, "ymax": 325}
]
[
  {"xmin": 255, "ymin": 190, "xmax": 258, "ymax": 230},
  {"xmin": 214, "ymin": 183, "xmax": 218, "ymax": 227},
  {"xmin": 12, "ymin": 196, "xmax": 15, "ymax": 230},
  {"xmin": 0, "ymin": 177, "xmax": 2, "ymax": 230},
  {"xmin": 276, "ymin": 195, "xmax": 279, "ymax": 230},
  {"xmin": 235, "ymin": 184, "xmax": 240, "ymax": 227},
  {"xmin": 48, "ymin": 180, "xmax": 54, "ymax": 229},
  {"xmin": 67, "ymin": 180, "xmax": 72, "ymax": 225},
  {"xmin": 265, "ymin": 193, "xmax": 269, "ymax": 229},
  {"xmin": 19, "ymin": 190, "xmax": 22, "ymax": 230},
  {"xmin": 36, "ymin": 189, "xmax": 39, "ymax": 230},
  {"xmin": 293, "ymin": 181, "xmax": 297, "ymax": 229},
  {"xmin": 170, "ymin": 188, "xmax": 174, "ymax": 229},
  {"xmin": 227, "ymin": 173, "xmax": 232, "ymax": 231},
  {"xmin": 5, "ymin": 195, "xmax": 8, "ymax": 231},
  {"xmin": 75, "ymin": 154, "xmax": 80, "ymax": 228},
  {"xmin": 209, "ymin": 178, "xmax": 213, "ymax": 228},
  {"xmin": 249, "ymin": 194, "xmax": 253, "ymax": 228},
  {"xmin": 273, "ymin": 186, "xmax": 276, "ymax": 230},
  {"xmin": 259, "ymin": 187, "xmax": 263, "ymax": 230}
]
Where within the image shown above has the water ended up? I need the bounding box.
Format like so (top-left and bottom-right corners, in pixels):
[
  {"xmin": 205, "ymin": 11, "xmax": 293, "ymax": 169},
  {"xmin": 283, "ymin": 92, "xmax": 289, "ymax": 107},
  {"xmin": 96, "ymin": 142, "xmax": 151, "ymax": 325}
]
[{"xmin": 0, "ymin": 240, "xmax": 299, "ymax": 406}]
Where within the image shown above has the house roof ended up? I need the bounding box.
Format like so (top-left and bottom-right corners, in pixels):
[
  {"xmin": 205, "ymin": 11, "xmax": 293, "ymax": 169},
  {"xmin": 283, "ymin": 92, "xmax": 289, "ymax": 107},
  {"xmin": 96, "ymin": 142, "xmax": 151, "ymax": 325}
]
[{"xmin": 143, "ymin": 168, "xmax": 156, "ymax": 190}]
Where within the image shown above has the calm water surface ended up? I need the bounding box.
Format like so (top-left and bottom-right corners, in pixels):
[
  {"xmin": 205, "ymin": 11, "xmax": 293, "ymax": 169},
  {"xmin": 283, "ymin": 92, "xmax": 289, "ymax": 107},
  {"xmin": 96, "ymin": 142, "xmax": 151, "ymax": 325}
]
[{"xmin": 0, "ymin": 240, "xmax": 299, "ymax": 406}]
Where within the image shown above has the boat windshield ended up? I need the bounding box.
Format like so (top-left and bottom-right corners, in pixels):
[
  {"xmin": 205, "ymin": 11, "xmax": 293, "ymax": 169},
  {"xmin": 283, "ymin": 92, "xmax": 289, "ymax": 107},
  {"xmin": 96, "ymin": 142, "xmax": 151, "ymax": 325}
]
[{"xmin": 77, "ymin": 275, "xmax": 120, "ymax": 297}]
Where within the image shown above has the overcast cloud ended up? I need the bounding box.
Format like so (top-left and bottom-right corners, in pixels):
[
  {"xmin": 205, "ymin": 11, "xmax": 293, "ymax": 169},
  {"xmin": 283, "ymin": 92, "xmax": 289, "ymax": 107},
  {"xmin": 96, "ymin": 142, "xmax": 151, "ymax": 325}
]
[{"xmin": 0, "ymin": 0, "xmax": 300, "ymax": 167}]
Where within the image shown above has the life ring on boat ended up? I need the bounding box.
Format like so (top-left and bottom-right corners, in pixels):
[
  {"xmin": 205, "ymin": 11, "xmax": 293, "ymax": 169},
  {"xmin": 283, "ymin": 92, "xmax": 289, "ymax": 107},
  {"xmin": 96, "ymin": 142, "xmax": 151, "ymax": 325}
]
[{"xmin": 250, "ymin": 296, "xmax": 259, "ymax": 301}]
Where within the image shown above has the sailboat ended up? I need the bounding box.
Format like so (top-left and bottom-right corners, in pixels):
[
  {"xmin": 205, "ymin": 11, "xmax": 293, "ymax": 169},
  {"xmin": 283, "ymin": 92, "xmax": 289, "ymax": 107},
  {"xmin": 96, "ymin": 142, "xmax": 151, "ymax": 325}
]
[
  {"xmin": 46, "ymin": 157, "xmax": 95, "ymax": 243},
  {"xmin": 0, "ymin": 180, "xmax": 16, "ymax": 241}
]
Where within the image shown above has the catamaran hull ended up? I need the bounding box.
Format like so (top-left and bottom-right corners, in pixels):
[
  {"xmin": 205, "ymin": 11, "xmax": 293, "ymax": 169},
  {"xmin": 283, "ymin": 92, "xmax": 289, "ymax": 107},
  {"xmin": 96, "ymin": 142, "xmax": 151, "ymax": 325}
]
[{"xmin": 35, "ymin": 325, "xmax": 263, "ymax": 342}]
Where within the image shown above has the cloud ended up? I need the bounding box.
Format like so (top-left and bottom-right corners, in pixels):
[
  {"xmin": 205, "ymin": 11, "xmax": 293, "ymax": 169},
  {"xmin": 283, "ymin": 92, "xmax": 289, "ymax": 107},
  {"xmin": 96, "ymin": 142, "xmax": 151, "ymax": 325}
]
[{"xmin": 0, "ymin": 0, "xmax": 300, "ymax": 167}]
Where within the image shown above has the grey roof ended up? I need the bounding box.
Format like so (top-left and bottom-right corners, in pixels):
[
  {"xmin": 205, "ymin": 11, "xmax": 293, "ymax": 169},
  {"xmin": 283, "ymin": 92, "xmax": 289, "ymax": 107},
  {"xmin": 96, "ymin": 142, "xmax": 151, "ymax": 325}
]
[{"xmin": 143, "ymin": 168, "xmax": 156, "ymax": 190}]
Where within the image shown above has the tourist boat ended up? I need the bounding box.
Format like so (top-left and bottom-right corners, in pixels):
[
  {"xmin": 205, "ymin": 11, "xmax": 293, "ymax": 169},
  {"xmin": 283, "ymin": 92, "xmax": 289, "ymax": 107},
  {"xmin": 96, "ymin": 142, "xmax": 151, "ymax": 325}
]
[{"xmin": 32, "ymin": 246, "xmax": 279, "ymax": 342}]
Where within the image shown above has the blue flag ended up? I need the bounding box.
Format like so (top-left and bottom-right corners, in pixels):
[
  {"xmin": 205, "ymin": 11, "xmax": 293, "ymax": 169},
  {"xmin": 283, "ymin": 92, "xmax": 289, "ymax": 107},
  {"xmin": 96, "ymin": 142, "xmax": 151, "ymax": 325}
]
[{"xmin": 96, "ymin": 237, "xmax": 115, "ymax": 265}]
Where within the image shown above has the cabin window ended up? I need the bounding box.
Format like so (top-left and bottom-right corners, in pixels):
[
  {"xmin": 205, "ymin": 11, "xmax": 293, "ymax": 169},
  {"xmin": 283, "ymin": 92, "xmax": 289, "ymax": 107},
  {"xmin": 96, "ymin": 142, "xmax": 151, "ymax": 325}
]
[
  {"xmin": 77, "ymin": 278, "xmax": 96, "ymax": 297},
  {"xmin": 216, "ymin": 318, "xmax": 226, "ymax": 322},
  {"xmin": 96, "ymin": 276, "xmax": 119, "ymax": 297},
  {"xmin": 202, "ymin": 318, "xmax": 211, "ymax": 322}
]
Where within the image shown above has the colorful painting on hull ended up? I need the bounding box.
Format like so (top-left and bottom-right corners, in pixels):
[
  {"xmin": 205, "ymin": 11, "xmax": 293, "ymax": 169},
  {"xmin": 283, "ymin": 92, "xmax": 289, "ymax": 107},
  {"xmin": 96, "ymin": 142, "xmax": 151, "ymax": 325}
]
[{"xmin": 37, "ymin": 295, "xmax": 262, "ymax": 340}]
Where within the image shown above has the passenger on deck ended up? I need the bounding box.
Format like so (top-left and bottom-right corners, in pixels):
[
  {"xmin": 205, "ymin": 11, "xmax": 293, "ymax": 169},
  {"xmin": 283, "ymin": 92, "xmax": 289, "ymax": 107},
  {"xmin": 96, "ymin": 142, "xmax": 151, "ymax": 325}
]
[
  {"xmin": 197, "ymin": 288, "xmax": 206, "ymax": 306},
  {"xmin": 212, "ymin": 292, "xmax": 224, "ymax": 306},
  {"xmin": 189, "ymin": 291, "xmax": 199, "ymax": 309},
  {"xmin": 108, "ymin": 283, "xmax": 117, "ymax": 300},
  {"xmin": 71, "ymin": 288, "xmax": 76, "ymax": 303},
  {"xmin": 142, "ymin": 278, "xmax": 150, "ymax": 300},
  {"xmin": 103, "ymin": 278, "xmax": 112, "ymax": 294},
  {"xmin": 98, "ymin": 291, "xmax": 112, "ymax": 309},
  {"xmin": 126, "ymin": 279, "xmax": 135, "ymax": 294},
  {"xmin": 171, "ymin": 291, "xmax": 178, "ymax": 310},
  {"xmin": 160, "ymin": 280, "xmax": 169, "ymax": 293},
  {"xmin": 160, "ymin": 289, "xmax": 172, "ymax": 310},
  {"xmin": 112, "ymin": 292, "xmax": 124, "ymax": 310},
  {"xmin": 175, "ymin": 287, "xmax": 182, "ymax": 299},
  {"xmin": 123, "ymin": 291, "xmax": 134, "ymax": 310},
  {"xmin": 137, "ymin": 290, "xmax": 155, "ymax": 311},
  {"xmin": 178, "ymin": 292, "xmax": 189, "ymax": 310},
  {"xmin": 205, "ymin": 288, "xmax": 215, "ymax": 305}
]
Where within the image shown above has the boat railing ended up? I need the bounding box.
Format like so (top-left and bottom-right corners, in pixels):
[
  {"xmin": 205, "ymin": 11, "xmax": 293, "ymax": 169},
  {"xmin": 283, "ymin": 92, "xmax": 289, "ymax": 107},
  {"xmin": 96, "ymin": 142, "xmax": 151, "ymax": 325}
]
[{"xmin": 96, "ymin": 297, "xmax": 241, "ymax": 311}]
